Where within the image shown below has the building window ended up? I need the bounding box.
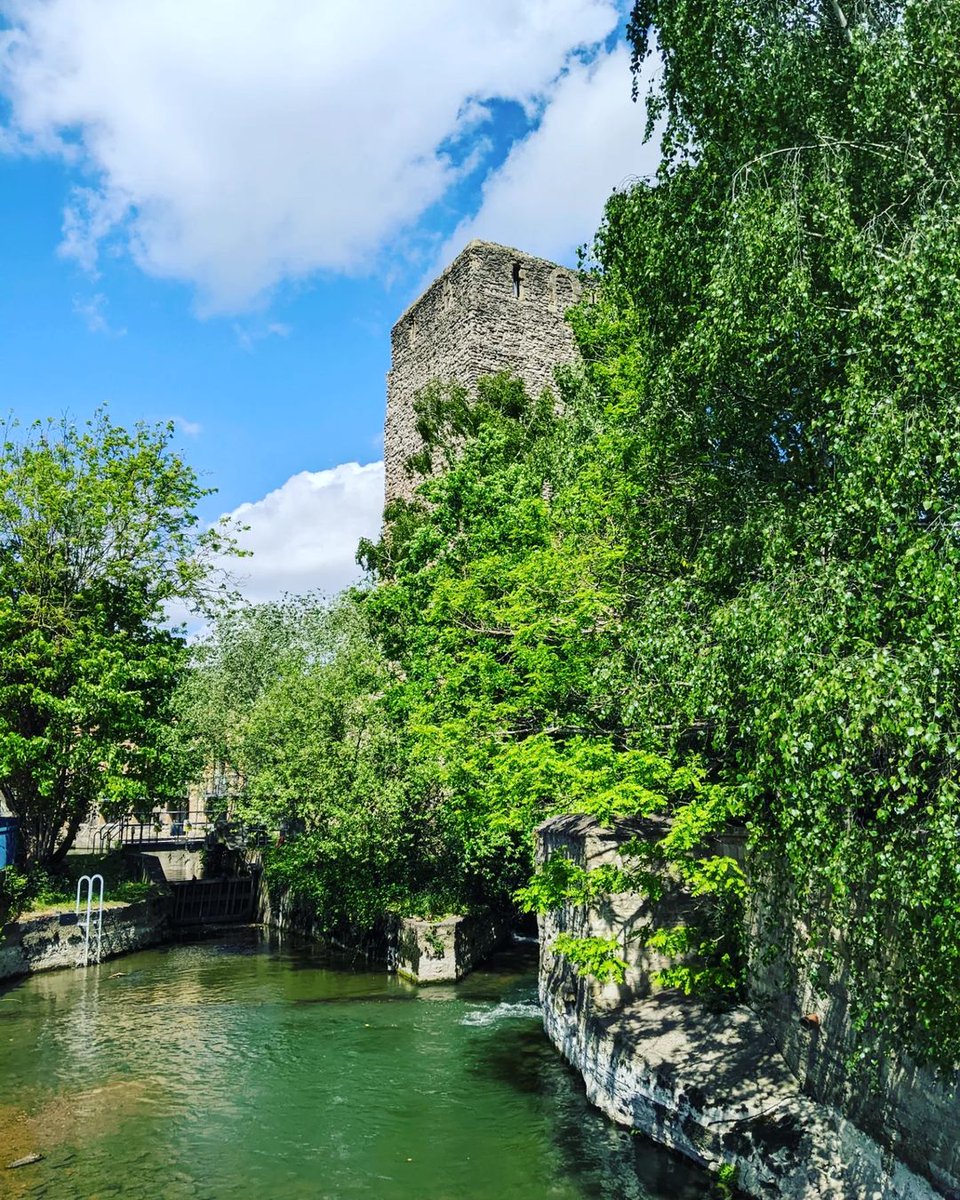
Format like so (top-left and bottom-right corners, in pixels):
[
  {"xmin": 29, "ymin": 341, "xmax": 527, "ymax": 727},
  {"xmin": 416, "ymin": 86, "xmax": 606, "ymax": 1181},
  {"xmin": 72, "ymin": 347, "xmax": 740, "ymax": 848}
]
[{"xmin": 512, "ymin": 261, "xmax": 523, "ymax": 300}]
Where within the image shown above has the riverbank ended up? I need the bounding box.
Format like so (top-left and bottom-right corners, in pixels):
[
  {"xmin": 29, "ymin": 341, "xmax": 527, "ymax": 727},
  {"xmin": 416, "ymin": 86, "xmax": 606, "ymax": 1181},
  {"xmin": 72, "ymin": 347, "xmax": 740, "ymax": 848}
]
[
  {"xmin": 536, "ymin": 813, "xmax": 957, "ymax": 1200},
  {"xmin": 1, "ymin": 863, "xmax": 511, "ymax": 989},
  {"xmin": 0, "ymin": 895, "xmax": 169, "ymax": 982}
]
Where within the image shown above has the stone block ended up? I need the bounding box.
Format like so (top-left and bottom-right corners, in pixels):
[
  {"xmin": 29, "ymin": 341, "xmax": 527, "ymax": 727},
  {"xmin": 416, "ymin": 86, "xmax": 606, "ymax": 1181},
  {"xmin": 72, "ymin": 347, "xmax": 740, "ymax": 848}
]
[{"xmin": 387, "ymin": 911, "xmax": 509, "ymax": 984}]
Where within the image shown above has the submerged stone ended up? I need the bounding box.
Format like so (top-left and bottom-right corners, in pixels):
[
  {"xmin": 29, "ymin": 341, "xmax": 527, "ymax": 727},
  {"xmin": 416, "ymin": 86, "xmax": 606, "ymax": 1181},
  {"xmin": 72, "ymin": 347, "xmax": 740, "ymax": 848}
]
[{"xmin": 7, "ymin": 1152, "xmax": 43, "ymax": 1169}]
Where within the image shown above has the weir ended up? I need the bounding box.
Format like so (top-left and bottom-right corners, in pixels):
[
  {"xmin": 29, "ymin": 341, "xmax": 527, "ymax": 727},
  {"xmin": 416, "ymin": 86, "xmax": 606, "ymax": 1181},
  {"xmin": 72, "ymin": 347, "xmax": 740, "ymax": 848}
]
[{"xmin": 169, "ymin": 874, "xmax": 259, "ymax": 928}]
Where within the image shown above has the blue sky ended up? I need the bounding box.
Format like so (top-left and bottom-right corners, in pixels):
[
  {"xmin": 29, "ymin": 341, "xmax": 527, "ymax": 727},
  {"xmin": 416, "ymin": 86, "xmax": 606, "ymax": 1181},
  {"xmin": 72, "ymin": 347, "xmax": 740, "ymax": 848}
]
[{"xmin": 0, "ymin": 0, "xmax": 659, "ymax": 603}]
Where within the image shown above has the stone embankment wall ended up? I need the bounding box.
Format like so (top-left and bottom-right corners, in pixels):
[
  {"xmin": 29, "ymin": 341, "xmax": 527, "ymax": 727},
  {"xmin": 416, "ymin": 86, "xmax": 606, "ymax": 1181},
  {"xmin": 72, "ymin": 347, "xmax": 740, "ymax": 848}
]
[
  {"xmin": 255, "ymin": 873, "xmax": 333, "ymax": 945},
  {"xmin": 257, "ymin": 872, "xmax": 509, "ymax": 983},
  {"xmin": 748, "ymin": 880, "xmax": 960, "ymax": 1197},
  {"xmin": 0, "ymin": 896, "xmax": 169, "ymax": 982},
  {"xmin": 536, "ymin": 814, "xmax": 955, "ymax": 1200},
  {"xmin": 387, "ymin": 912, "xmax": 510, "ymax": 984},
  {"xmin": 385, "ymin": 240, "xmax": 582, "ymax": 504}
]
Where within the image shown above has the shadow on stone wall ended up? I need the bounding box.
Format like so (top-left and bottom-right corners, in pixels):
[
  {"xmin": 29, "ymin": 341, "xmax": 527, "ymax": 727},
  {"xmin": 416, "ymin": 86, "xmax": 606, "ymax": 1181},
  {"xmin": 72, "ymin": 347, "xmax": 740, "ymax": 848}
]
[{"xmin": 535, "ymin": 813, "xmax": 957, "ymax": 1200}]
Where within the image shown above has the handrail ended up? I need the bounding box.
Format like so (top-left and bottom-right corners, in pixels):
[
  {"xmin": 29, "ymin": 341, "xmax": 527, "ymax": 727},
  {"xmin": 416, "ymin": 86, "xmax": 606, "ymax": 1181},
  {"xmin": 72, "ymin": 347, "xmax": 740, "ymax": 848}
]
[
  {"xmin": 94, "ymin": 820, "xmax": 123, "ymax": 855},
  {"xmin": 91, "ymin": 811, "xmax": 269, "ymax": 853},
  {"xmin": 74, "ymin": 873, "xmax": 104, "ymax": 967},
  {"xmin": 95, "ymin": 814, "xmax": 218, "ymax": 851}
]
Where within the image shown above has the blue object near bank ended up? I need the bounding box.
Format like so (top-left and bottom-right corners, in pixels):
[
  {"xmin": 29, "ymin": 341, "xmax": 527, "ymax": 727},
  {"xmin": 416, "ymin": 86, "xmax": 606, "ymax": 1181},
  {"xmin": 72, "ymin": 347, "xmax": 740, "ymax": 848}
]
[{"xmin": 0, "ymin": 816, "xmax": 19, "ymax": 868}]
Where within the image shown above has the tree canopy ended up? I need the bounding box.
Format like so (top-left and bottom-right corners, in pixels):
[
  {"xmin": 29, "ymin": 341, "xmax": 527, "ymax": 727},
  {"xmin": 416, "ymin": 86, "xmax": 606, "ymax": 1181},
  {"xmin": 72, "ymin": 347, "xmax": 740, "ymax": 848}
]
[
  {"xmin": 166, "ymin": 0, "xmax": 960, "ymax": 1069},
  {"xmin": 0, "ymin": 412, "xmax": 234, "ymax": 865},
  {"xmin": 174, "ymin": 592, "xmax": 431, "ymax": 931},
  {"xmin": 359, "ymin": 0, "xmax": 960, "ymax": 1065},
  {"xmin": 600, "ymin": 0, "xmax": 960, "ymax": 1066}
]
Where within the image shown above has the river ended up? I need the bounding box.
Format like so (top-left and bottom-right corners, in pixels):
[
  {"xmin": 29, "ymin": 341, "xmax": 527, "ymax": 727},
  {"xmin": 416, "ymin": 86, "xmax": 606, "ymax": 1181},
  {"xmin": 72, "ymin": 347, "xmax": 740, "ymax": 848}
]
[{"xmin": 0, "ymin": 931, "xmax": 712, "ymax": 1199}]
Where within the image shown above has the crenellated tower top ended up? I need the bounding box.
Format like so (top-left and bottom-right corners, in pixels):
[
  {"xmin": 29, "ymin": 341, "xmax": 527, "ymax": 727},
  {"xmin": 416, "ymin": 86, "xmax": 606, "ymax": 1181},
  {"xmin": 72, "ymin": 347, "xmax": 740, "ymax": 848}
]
[{"xmin": 384, "ymin": 240, "xmax": 582, "ymax": 505}]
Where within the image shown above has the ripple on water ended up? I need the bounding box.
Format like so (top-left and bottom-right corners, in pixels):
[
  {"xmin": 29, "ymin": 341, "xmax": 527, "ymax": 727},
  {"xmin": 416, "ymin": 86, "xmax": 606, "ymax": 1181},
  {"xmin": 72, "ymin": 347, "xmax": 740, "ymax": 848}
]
[
  {"xmin": 0, "ymin": 933, "xmax": 714, "ymax": 1200},
  {"xmin": 459, "ymin": 1001, "xmax": 543, "ymax": 1026}
]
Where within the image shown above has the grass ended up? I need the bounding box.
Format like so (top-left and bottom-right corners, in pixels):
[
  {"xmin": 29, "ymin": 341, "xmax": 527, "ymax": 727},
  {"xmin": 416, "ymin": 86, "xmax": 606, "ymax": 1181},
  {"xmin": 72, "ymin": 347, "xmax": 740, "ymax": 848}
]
[
  {"xmin": 2, "ymin": 853, "xmax": 158, "ymax": 921},
  {"xmin": 24, "ymin": 880, "xmax": 154, "ymax": 915}
]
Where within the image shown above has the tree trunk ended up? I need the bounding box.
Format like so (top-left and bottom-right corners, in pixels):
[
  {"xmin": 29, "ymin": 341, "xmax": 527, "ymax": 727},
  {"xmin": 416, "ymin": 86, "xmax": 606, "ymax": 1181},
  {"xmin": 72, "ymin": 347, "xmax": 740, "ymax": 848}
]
[{"xmin": 51, "ymin": 806, "xmax": 85, "ymax": 865}]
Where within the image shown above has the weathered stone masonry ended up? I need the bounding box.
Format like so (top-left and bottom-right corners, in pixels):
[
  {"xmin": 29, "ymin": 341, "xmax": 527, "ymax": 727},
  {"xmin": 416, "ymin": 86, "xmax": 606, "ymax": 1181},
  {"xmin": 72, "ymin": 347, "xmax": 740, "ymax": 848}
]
[
  {"xmin": 0, "ymin": 897, "xmax": 169, "ymax": 982},
  {"xmin": 384, "ymin": 240, "xmax": 582, "ymax": 504},
  {"xmin": 536, "ymin": 814, "xmax": 958, "ymax": 1200}
]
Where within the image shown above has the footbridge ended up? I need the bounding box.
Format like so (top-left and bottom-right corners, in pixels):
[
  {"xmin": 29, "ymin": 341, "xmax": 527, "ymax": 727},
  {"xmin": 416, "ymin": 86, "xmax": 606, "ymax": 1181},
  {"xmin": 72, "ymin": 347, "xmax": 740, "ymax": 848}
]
[{"xmin": 96, "ymin": 811, "xmax": 267, "ymax": 929}]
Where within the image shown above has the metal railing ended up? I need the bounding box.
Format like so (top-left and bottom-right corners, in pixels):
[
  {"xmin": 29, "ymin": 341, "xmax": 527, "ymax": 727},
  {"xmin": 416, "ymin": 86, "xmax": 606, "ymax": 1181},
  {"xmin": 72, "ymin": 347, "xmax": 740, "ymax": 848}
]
[
  {"xmin": 94, "ymin": 813, "xmax": 216, "ymax": 854},
  {"xmin": 92, "ymin": 812, "xmax": 268, "ymax": 855}
]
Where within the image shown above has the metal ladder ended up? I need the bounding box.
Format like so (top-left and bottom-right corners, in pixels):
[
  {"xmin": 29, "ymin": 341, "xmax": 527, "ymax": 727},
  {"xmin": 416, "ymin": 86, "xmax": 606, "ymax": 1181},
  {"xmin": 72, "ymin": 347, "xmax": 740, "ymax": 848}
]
[{"xmin": 75, "ymin": 874, "xmax": 105, "ymax": 967}]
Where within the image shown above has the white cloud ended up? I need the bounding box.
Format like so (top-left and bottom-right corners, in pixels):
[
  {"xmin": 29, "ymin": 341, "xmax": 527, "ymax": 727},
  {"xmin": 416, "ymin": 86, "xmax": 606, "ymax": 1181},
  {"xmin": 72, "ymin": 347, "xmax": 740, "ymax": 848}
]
[
  {"xmin": 172, "ymin": 415, "xmax": 203, "ymax": 438},
  {"xmin": 232, "ymin": 320, "xmax": 292, "ymax": 353},
  {"xmin": 0, "ymin": 0, "xmax": 623, "ymax": 312},
  {"xmin": 72, "ymin": 290, "xmax": 125, "ymax": 335},
  {"xmin": 219, "ymin": 460, "xmax": 384, "ymax": 604},
  {"xmin": 443, "ymin": 45, "xmax": 661, "ymax": 267}
]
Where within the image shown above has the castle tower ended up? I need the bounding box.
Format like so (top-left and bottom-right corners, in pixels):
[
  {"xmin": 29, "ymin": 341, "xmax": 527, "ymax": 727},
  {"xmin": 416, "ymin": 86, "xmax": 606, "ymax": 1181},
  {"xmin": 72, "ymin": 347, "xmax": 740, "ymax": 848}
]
[{"xmin": 384, "ymin": 240, "xmax": 582, "ymax": 505}]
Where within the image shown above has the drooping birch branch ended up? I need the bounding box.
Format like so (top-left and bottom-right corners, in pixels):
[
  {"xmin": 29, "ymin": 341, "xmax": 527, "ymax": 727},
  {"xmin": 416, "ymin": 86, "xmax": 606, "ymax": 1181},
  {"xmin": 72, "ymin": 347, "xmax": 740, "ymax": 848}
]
[{"xmin": 826, "ymin": 0, "xmax": 853, "ymax": 44}]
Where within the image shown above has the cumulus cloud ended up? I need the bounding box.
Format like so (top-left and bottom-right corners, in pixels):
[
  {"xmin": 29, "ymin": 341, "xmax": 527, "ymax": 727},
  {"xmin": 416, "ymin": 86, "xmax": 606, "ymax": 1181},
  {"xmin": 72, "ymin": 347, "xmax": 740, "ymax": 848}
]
[
  {"xmin": 219, "ymin": 460, "xmax": 384, "ymax": 604},
  {"xmin": 444, "ymin": 45, "xmax": 661, "ymax": 267},
  {"xmin": 0, "ymin": 0, "xmax": 623, "ymax": 312}
]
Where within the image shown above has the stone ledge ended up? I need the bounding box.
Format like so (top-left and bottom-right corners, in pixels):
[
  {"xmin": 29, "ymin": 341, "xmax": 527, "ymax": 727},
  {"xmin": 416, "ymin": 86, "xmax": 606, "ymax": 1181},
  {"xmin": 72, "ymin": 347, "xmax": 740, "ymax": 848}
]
[{"xmin": 541, "ymin": 983, "xmax": 942, "ymax": 1200}]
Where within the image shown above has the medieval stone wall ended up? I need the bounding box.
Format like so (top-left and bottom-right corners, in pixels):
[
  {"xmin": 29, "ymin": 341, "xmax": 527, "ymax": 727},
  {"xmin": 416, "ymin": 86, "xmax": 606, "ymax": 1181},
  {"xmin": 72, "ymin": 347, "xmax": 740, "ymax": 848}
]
[
  {"xmin": 535, "ymin": 814, "xmax": 958, "ymax": 1199},
  {"xmin": 384, "ymin": 240, "xmax": 582, "ymax": 504}
]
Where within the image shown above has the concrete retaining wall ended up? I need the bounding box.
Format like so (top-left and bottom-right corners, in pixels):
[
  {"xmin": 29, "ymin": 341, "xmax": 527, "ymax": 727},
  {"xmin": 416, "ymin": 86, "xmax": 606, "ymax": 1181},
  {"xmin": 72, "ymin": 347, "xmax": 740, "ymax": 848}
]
[
  {"xmin": 387, "ymin": 911, "xmax": 510, "ymax": 984},
  {"xmin": 0, "ymin": 896, "xmax": 169, "ymax": 982},
  {"xmin": 257, "ymin": 870, "xmax": 509, "ymax": 982},
  {"xmin": 142, "ymin": 848, "xmax": 204, "ymax": 883}
]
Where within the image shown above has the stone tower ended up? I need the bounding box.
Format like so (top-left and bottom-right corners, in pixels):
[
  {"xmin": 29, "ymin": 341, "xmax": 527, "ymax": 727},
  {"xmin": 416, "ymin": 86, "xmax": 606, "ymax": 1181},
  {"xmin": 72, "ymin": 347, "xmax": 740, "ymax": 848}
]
[{"xmin": 384, "ymin": 240, "xmax": 582, "ymax": 505}]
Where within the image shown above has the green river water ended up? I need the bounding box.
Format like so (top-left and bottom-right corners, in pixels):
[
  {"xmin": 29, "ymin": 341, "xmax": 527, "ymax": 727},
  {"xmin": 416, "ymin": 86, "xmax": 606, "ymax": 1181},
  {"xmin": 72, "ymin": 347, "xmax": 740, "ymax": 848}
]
[{"xmin": 0, "ymin": 931, "xmax": 712, "ymax": 1199}]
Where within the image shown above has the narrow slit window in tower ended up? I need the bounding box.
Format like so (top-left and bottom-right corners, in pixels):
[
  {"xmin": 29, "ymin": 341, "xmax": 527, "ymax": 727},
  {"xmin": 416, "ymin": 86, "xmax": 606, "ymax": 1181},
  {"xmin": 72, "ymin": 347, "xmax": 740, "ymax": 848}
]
[{"xmin": 512, "ymin": 261, "xmax": 522, "ymax": 299}]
